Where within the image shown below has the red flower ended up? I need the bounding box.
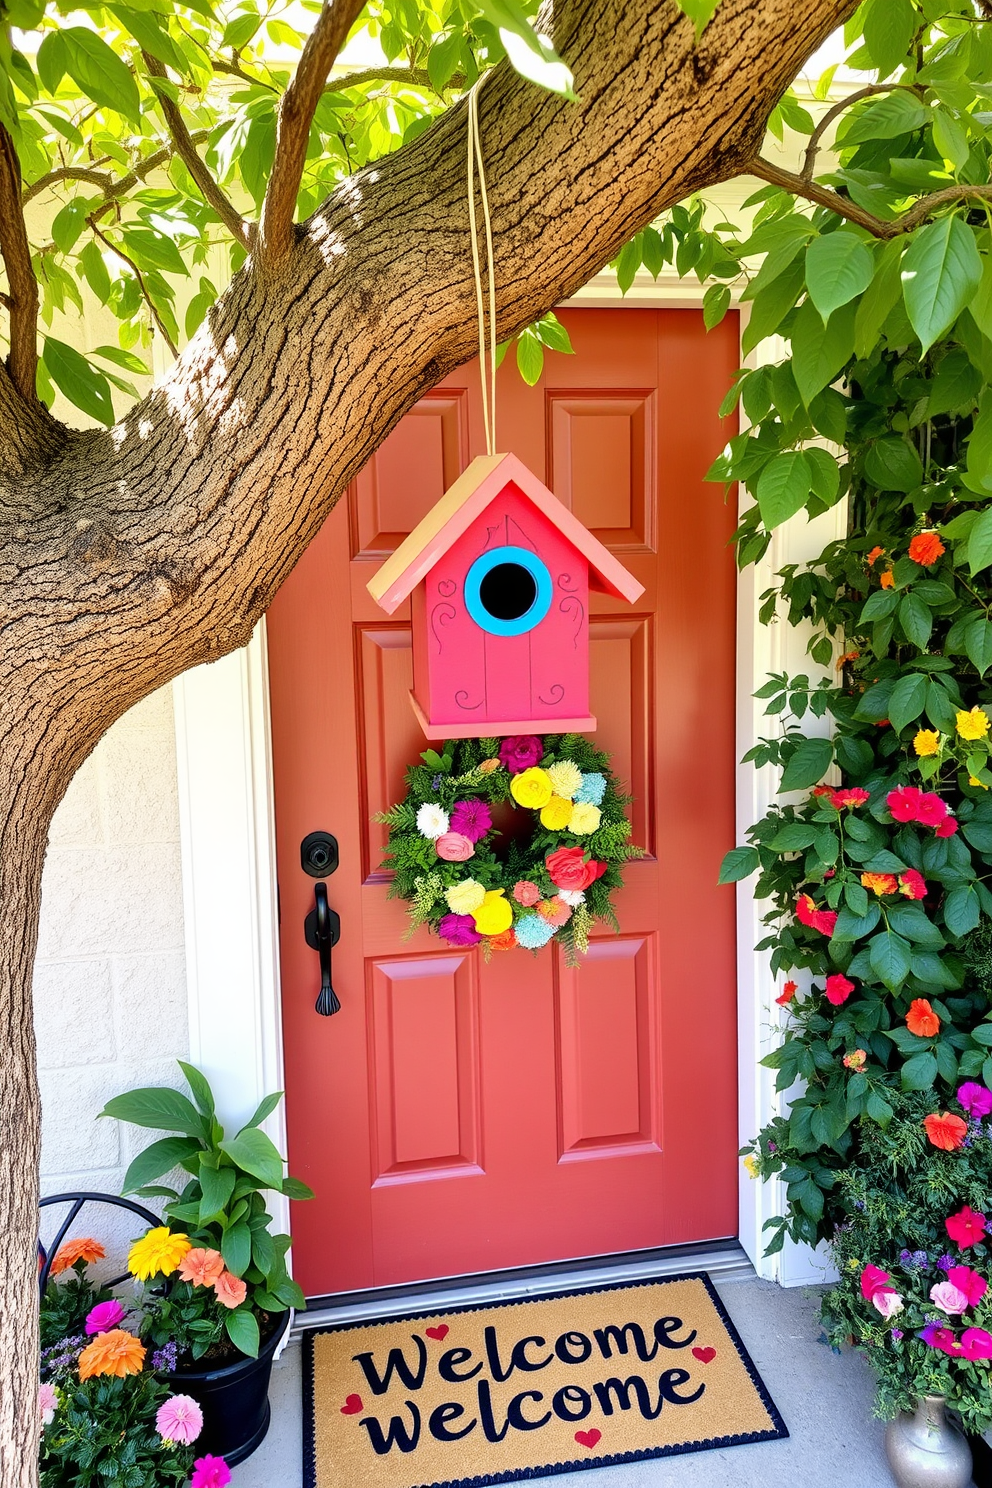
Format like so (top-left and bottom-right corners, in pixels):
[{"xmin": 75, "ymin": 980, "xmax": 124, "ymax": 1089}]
[
  {"xmin": 907, "ymin": 999, "xmax": 940, "ymax": 1038},
  {"xmin": 935, "ymin": 817, "xmax": 958, "ymax": 838},
  {"xmin": 860, "ymin": 1263, "xmax": 894, "ymax": 1301},
  {"xmin": 898, "ymin": 870, "xmax": 927, "ymax": 900},
  {"xmin": 795, "ymin": 894, "xmax": 837, "ymax": 937},
  {"xmin": 916, "ymin": 794, "xmax": 950, "ymax": 827},
  {"xmin": 909, "ymin": 531, "xmax": 945, "ymax": 567},
  {"xmin": 887, "ymin": 786, "xmax": 924, "ymax": 822},
  {"xmin": 545, "ymin": 846, "xmax": 606, "ymax": 892},
  {"xmin": 947, "ymin": 1206, "xmax": 987, "ymax": 1249},
  {"xmin": 831, "ymin": 788, "xmax": 870, "ymax": 809},
  {"xmin": 886, "ymin": 786, "xmax": 955, "ymax": 834},
  {"xmin": 812, "ymin": 786, "xmax": 835, "ymax": 798},
  {"xmin": 776, "ymin": 981, "xmax": 798, "ymax": 1006},
  {"xmin": 824, "ymin": 973, "xmax": 855, "ymax": 1006},
  {"xmin": 924, "ymin": 1112, "xmax": 968, "ymax": 1151}
]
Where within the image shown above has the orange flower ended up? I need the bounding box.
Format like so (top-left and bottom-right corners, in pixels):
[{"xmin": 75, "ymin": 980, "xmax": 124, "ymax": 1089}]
[
  {"xmin": 178, "ymin": 1247, "xmax": 225, "ymax": 1288},
  {"xmin": 78, "ymin": 1329, "xmax": 146, "ymax": 1380},
  {"xmin": 836, "ymin": 650, "xmax": 860, "ymax": 671},
  {"xmin": 906, "ymin": 998, "xmax": 940, "ymax": 1038},
  {"xmin": 50, "ymin": 1238, "xmax": 105, "ymax": 1276},
  {"xmin": 866, "ymin": 546, "xmax": 885, "ymax": 566},
  {"xmin": 861, "ymin": 872, "xmax": 898, "ymax": 897},
  {"xmin": 213, "ymin": 1270, "xmax": 248, "ymax": 1309},
  {"xmin": 923, "ymin": 1112, "xmax": 968, "ymax": 1152},
  {"xmin": 909, "ymin": 531, "xmax": 945, "ymax": 567},
  {"xmin": 843, "ymin": 1049, "xmax": 867, "ymax": 1071},
  {"xmin": 488, "ymin": 929, "xmax": 516, "ymax": 951},
  {"xmin": 880, "ymin": 569, "xmax": 895, "ymax": 589}
]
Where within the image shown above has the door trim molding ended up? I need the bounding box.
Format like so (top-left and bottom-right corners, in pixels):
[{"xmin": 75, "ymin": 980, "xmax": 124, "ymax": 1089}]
[{"xmin": 173, "ymin": 278, "xmax": 831, "ymax": 1290}]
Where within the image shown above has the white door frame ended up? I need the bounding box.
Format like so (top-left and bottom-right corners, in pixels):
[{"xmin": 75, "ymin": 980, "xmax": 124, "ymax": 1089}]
[{"xmin": 173, "ymin": 272, "xmax": 842, "ymax": 1285}]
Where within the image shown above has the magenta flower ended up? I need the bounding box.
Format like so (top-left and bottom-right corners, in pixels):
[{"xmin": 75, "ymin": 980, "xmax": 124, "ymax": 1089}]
[
  {"xmin": 191, "ymin": 1457, "xmax": 231, "ymax": 1488},
  {"xmin": 498, "ymin": 735, "xmax": 543, "ymax": 773},
  {"xmin": 450, "ymin": 799, "xmax": 492, "ymax": 843},
  {"xmin": 156, "ymin": 1394, "xmax": 203, "ymax": 1445},
  {"xmin": 860, "ymin": 1264, "xmax": 893, "ymax": 1302},
  {"xmin": 947, "ymin": 1205, "xmax": 987, "ymax": 1249},
  {"xmin": 958, "ymin": 1082, "xmax": 992, "ymax": 1119},
  {"xmin": 960, "ymin": 1327, "xmax": 992, "ymax": 1360},
  {"xmin": 947, "ymin": 1266, "xmax": 988, "ymax": 1307},
  {"xmin": 437, "ymin": 913, "xmax": 482, "ymax": 947},
  {"xmin": 919, "ymin": 1323, "xmax": 957, "ymax": 1354},
  {"xmin": 84, "ymin": 1299, "xmax": 126, "ymax": 1335}
]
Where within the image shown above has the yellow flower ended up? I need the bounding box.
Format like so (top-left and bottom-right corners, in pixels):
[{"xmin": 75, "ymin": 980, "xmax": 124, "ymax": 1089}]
[
  {"xmin": 913, "ymin": 729, "xmax": 940, "ymax": 757},
  {"xmin": 970, "ymin": 775, "xmax": 990, "ymax": 791},
  {"xmin": 956, "ymin": 707, "xmax": 990, "ymax": 741},
  {"xmin": 540, "ymin": 796, "xmax": 574, "ymax": 830},
  {"xmin": 510, "ymin": 767, "xmax": 553, "ymax": 810},
  {"xmin": 743, "ymin": 1154, "xmax": 759, "ymax": 1179},
  {"xmin": 472, "ymin": 890, "xmax": 513, "ymax": 936},
  {"xmin": 546, "ymin": 761, "xmax": 583, "ymax": 800},
  {"xmin": 445, "ymin": 879, "xmax": 486, "ymax": 915},
  {"xmin": 569, "ymin": 803, "xmax": 602, "ymax": 835},
  {"xmin": 127, "ymin": 1227, "xmax": 191, "ymax": 1281}
]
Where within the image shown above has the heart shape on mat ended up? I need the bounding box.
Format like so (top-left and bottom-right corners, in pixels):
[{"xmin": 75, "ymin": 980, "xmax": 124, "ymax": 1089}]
[
  {"xmin": 340, "ymin": 1394, "xmax": 363, "ymax": 1415},
  {"xmin": 692, "ymin": 1346, "xmax": 716, "ymax": 1364},
  {"xmin": 426, "ymin": 1325, "xmax": 449, "ymax": 1341},
  {"xmin": 575, "ymin": 1430, "xmax": 601, "ymax": 1450}
]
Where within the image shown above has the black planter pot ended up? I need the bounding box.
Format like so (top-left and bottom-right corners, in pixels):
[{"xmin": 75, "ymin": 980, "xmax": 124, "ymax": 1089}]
[{"xmin": 167, "ymin": 1310, "xmax": 291, "ymax": 1467}]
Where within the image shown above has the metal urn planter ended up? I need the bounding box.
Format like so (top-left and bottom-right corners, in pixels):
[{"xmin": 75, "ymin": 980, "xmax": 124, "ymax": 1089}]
[
  {"xmin": 885, "ymin": 1396, "xmax": 973, "ymax": 1488},
  {"xmin": 167, "ymin": 1309, "xmax": 291, "ymax": 1467}
]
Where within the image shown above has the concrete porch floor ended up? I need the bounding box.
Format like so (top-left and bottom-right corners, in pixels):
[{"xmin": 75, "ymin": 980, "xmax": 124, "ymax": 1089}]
[{"xmin": 231, "ymin": 1276, "xmax": 958, "ymax": 1488}]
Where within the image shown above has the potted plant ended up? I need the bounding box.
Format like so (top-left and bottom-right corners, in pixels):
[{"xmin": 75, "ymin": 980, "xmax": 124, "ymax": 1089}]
[
  {"xmin": 100, "ymin": 1061, "xmax": 313, "ymax": 1464},
  {"xmin": 817, "ymin": 1090, "xmax": 992, "ymax": 1487}
]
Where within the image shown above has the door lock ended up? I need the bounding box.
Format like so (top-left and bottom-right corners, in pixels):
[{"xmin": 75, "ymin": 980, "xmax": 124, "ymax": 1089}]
[
  {"xmin": 300, "ymin": 830, "xmax": 339, "ymax": 879},
  {"xmin": 304, "ymin": 882, "xmax": 341, "ymax": 1016}
]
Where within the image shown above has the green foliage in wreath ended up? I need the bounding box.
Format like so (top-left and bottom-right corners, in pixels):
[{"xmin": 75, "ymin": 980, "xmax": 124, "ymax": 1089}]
[{"xmin": 377, "ymin": 734, "xmax": 642, "ymax": 964}]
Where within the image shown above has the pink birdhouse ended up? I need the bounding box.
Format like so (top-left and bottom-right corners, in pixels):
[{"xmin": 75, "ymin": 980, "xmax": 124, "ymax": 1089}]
[{"xmin": 367, "ymin": 452, "xmax": 644, "ymax": 739}]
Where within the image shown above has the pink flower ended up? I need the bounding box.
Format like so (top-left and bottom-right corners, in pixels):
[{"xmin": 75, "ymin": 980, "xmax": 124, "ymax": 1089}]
[
  {"xmin": 795, "ymin": 894, "xmax": 837, "ymax": 937},
  {"xmin": 85, "ymin": 1299, "xmax": 126, "ymax": 1335},
  {"xmin": 958, "ymin": 1082, "xmax": 992, "ymax": 1119},
  {"xmin": 930, "ymin": 1281, "xmax": 969, "ymax": 1315},
  {"xmin": 537, "ymin": 897, "xmax": 572, "ymax": 926},
  {"xmin": 212, "ymin": 1271, "xmax": 247, "ymax": 1309},
  {"xmin": 920, "ymin": 1323, "xmax": 958, "ymax": 1354},
  {"xmin": 824, "ymin": 973, "xmax": 855, "ymax": 1006},
  {"xmin": 935, "ymin": 817, "xmax": 959, "ymax": 837},
  {"xmin": 449, "ymin": 800, "xmax": 492, "ymax": 843},
  {"xmin": 947, "ymin": 1205, "xmax": 987, "ymax": 1249},
  {"xmin": 898, "ymin": 870, "xmax": 927, "ymax": 901},
  {"xmin": 498, "ymin": 736, "xmax": 544, "ymax": 773},
  {"xmin": 861, "ymin": 1264, "xmax": 894, "ymax": 1302},
  {"xmin": 872, "ymin": 1290, "xmax": 904, "ymax": 1319},
  {"xmin": 960, "ymin": 1327, "xmax": 992, "ymax": 1360},
  {"xmin": 38, "ymin": 1382, "xmax": 57, "ymax": 1426},
  {"xmin": 887, "ymin": 786, "xmax": 924, "ymax": 822},
  {"xmin": 947, "ymin": 1266, "xmax": 988, "ymax": 1307},
  {"xmin": 438, "ymin": 912, "xmax": 482, "ymax": 947},
  {"xmin": 156, "ymin": 1394, "xmax": 204, "ymax": 1445},
  {"xmin": 513, "ymin": 880, "xmax": 541, "ymax": 906},
  {"xmin": 830, "ymin": 788, "xmax": 871, "ymax": 809},
  {"xmin": 435, "ymin": 832, "xmax": 474, "ymax": 862},
  {"xmin": 178, "ymin": 1248, "xmax": 225, "ymax": 1288},
  {"xmin": 191, "ymin": 1456, "xmax": 232, "ymax": 1488}
]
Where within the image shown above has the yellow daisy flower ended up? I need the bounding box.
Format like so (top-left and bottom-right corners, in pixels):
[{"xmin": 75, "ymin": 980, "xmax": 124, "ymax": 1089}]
[
  {"xmin": 540, "ymin": 796, "xmax": 574, "ymax": 830},
  {"xmin": 913, "ymin": 729, "xmax": 940, "ymax": 757},
  {"xmin": 546, "ymin": 761, "xmax": 583, "ymax": 800},
  {"xmin": 569, "ymin": 803, "xmax": 602, "ymax": 835},
  {"xmin": 127, "ymin": 1227, "xmax": 191, "ymax": 1282},
  {"xmin": 956, "ymin": 707, "xmax": 990, "ymax": 741},
  {"xmin": 445, "ymin": 879, "xmax": 486, "ymax": 915}
]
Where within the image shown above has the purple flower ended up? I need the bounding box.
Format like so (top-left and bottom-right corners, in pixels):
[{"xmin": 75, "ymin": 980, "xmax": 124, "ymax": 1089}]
[
  {"xmin": 498, "ymin": 736, "xmax": 544, "ymax": 773},
  {"xmin": 899, "ymin": 1249, "xmax": 929, "ymax": 1271},
  {"xmin": 450, "ymin": 799, "xmax": 492, "ymax": 843},
  {"xmin": 767, "ymin": 1142, "xmax": 777, "ymax": 1153},
  {"xmin": 891, "ymin": 1329, "xmax": 904, "ymax": 1342},
  {"xmin": 152, "ymin": 1341, "xmax": 179, "ymax": 1373},
  {"xmin": 437, "ymin": 913, "xmax": 483, "ymax": 947},
  {"xmin": 431, "ymin": 774, "xmax": 442, "ymax": 790},
  {"xmin": 958, "ymin": 1082, "xmax": 992, "ymax": 1119},
  {"xmin": 85, "ymin": 1299, "xmax": 126, "ymax": 1335},
  {"xmin": 938, "ymin": 1254, "xmax": 954, "ymax": 1272}
]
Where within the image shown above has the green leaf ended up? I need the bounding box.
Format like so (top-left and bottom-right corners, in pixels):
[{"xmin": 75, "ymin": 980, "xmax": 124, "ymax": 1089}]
[
  {"xmin": 427, "ymin": 32, "xmax": 463, "ymax": 92},
  {"xmin": 967, "ymin": 500, "xmax": 992, "ymax": 576},
  {"xmin": 899, "ymin": 592, "xmax": 932, "ymax": 650},
  {"xmin": 476, "ymin": 0, "xmax": 575, "ymax": 97},
  {"xmin": 779, "ymin": 736, "xmax": 834, "ymax": 793},
  {"xmin": 971, "ymin": 254, "xmax": 992, "ymax": 341},
  {"xmin": 282, "ymin": 1175, "xmax": 315, "ymax": 1201},
  {"xmin": 869, "ymin": 929, "xmax": 912, "ymax": 989},
  {"xmin": 791, "ymin": 298, "xmax": 857, "ymax": 406},
  {"xmin": 199, "ymin": 1163, "xmax": 236, "ymax": 1223},
  {"xmin": 119, "ymin": 227, "xmax": 189, "ymax": 278},
  {"xmin": 932, "ymin": 108, "xmax": 970, "ymax": 172},
  {"xmin": 928, "ymin": 348, "xmax": 980, "ymax": 418},
  {"xmin": 887, "ymin": 671, "xmax": 928, "ymax": 732},
  {"xmin": 703, "ymin": 282, "xmax": 731, "ymax": 331},
  {"xmin": 36, "ymin": 31, "xmax": 68, "ymax": 93},
  {"xmin": 902, "ymin": 215, "xmax": 983, "ymax": 354},
  {"xmin": 61, "ymin": 28, "xmax": 141, "ymax": 123},
  {"xmin": 832, "ymin": 903, "xmax": 882, "ymax": 941},
  {"xmin": 42, "ymin": 339, "xmax": 115, "ymax": 427},
  {"xmin": 805, "ymin": 232, "xmax": 874, "ymax": 321},
  {"xmin": 219, "ymin": 1127, "xmax": 285, "ymax": 1188},
  {"xmin": 224, "ymin": 1307, "xmax": 260, "ymax": 1359},
  {"xmin": 886, "ymin": 902, "xmax": 944, "ymax": 946},
  {"xmin": 862, "ymin": 0, "xmax": 915, "ymax": 76},
  {"xmin": 741, "ymin": 255, "xmax": 805, "ymax": 355},
  {"xmin": 515, "ymin": 331, "xmax": 543, "ymax": 386},
  {"xmin": 944, "ymin": 883, "xmax": 980, "ymax": 936},
  {"xmin": 966, "ymin": 390, "xmax": 992, "ymax": 496},
  {"xmin": 177, "ymin": 1061, "xmax": 216, "ymax": 1119},
  {"xmin": 806, "ymin": 446, "xmax": 841, "ymax": 505},
  {"xmin": 78, "ymin": 244, "xmax": 112, "ymax": 305},
  {"xmin": 121, "ymin": 1137, "xmax": 201, "ymax": 1195},
  {"xmin": 842, "ymin": 89, "xmax": 929, "ymax": 145},
  {"xmin": 963, "ymin": 615, "xmax": 992, "ymax": 677},
  {"xmin": 901, "ymin": 1050, "xmax": 938, "ymax": 1090},
  {"xmin": 768, "ymin": 823, "xmax": 819, "ymax": 853},
  {"xmin": 100, "ymin": 1086, "xmax": 205, "ymax": 1136},
  {"xmin": 111, "ymin": 6, "xmax": 191, "ymax": 76},
  {"xmin": 674, "ymin": 0, "xmax": 722, "ymax": 37},
  {"xmin": 756, "ymin": 451, "xmax": 812, "ymax": 529},
  {"xmin": 51, "ymin": 201, "xmax": 87, "ymax": 255},
  {"xmin": 221, "ymin": 1220, "xmax": 252, "ymax": 1277},
  {"xmin": 855, "ymin": 238, "xmax": 906, "ymax": 360},
  {"xmin": 864, "ymin": 436, "xmax": 924, "ymax": 493},
  {"xmin": 242, "ymin": 1091, "xmax": 283, "ymax": 1131},
  {"xmin": 718, "ymin": 845, "xmax": 759, "ymax": 884}
]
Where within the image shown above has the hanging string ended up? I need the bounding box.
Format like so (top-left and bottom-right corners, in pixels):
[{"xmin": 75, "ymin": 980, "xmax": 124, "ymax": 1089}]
[{"xmin": 467, "ymin": 81, "xmax": 497, "ymax": 456}]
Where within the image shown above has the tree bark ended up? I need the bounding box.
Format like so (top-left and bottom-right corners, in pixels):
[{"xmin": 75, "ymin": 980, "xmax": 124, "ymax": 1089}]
[{"xmin": 2, "ymin": 0, "xmax": 857, "ymax": 1478}]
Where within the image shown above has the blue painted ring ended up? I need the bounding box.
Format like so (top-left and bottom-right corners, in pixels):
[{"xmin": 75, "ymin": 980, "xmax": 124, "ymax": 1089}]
[{"xmin": 463, "ymin": 545, "xmax": 554, "ymax": 637}]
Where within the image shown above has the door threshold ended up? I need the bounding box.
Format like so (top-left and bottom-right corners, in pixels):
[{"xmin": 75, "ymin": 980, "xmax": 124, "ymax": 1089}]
[{"xmin": 292, "ymin": 1237, "xmax": 754, "ymax": 1337}]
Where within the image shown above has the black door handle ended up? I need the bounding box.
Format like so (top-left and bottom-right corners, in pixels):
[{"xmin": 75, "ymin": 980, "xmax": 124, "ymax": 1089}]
[{"xmin": 304, "ymin": 883, "xmax": 341, "ymax": 1016}]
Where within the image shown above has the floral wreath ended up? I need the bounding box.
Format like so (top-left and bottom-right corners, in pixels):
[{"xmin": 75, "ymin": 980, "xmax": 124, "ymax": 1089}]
[{"xmin": 377, "ymin": 733, "xmax": 641, "ymax": 961}]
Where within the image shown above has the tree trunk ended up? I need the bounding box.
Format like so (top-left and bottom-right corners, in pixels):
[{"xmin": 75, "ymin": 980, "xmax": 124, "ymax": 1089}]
[{"xmin": 2, "ymin": 0, "xmax": 858, "ymax": 1478}]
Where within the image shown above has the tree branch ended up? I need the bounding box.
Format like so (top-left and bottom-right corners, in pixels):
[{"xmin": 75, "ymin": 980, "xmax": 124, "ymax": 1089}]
[
  {"xmin": 143, "ymin": 54, "xmax": 252, "ymax": 248},
  {"xmin": 324, "ymin": 64, "xmax": 465, "ymax": 95},
  {"xmin": 89, "ymin": 222, "xmax": 179, "ymax": 357},
  {"xmin": 259, "ymin": 0, "xmax": 366, "ymax": 265},
  {"xmin": 22, "ymin": 165, "xmax": 114, "ymax": 205},
  {"xmin": 802, "ymin": 82, "xmax": 909, "ymax": 180},
  {"xmin": 0, "ymin": 125, "xmax": 39, "ymax": 402}
]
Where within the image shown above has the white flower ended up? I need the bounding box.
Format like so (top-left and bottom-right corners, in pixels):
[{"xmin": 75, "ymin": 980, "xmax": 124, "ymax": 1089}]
[
  {"xmin": 558, "ymin": 889, "xmax": 585, "ymax": 907},
  {"xmin": 872, "ymin": 1291, "xmax": 904, "ymax": 1320},
  {"xmin": 416, "ymin": 803, "xmax": 449, "ymax": 840},
  {"xmin": 546, "ymin": 760, "xmax": 583, "ymax": 799}
]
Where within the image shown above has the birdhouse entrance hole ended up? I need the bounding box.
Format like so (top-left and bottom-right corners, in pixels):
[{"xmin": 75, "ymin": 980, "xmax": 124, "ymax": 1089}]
[{"xmin": 464, "ymin": 544, "xmax": 553, "ymax": 637}]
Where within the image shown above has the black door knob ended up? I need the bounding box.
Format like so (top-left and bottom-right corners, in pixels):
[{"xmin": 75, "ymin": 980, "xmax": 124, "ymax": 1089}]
[{"xmin": 304, "ymin": 882, "xmax": 341, "ymax": 1016}]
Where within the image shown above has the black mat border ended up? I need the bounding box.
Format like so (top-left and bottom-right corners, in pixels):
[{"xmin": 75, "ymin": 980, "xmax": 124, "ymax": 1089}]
[{"xmin": 301, "ymin": 1270, "xmax": 788, "ymax": 1488}]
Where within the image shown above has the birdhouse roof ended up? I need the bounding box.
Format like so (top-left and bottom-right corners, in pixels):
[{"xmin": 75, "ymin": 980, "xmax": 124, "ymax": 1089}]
[{"xmin": 367, "ymin": 451, "xmax": 645, "ymax": 615}]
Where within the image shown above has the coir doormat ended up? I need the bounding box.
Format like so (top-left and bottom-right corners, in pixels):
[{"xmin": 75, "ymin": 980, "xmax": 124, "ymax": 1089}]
[{"xmin": 302, "ymin": 1273, "xmax": 787, "ymax": 1488}]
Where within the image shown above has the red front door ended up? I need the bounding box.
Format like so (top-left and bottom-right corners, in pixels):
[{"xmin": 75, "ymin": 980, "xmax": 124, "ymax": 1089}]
[{"xmin": 267, "ymin": 308, "xmax": 740, "ymax": 1298}]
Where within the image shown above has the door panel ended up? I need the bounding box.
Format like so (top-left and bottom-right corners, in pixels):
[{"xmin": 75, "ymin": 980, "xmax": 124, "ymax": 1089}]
[{"xmin": 268, "ymin": 308, "xmax": 740, "ymax": 1296}]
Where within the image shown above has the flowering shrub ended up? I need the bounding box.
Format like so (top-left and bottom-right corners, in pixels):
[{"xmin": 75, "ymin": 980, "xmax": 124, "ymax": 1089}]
[{"xmin": 377, "ymin": 734, "xmax": 640, "ymax": 962}]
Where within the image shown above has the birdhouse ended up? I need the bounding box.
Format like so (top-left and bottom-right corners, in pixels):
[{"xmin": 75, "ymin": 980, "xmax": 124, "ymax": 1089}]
[{"xmin": 367, "ymin": 452, "xmax": 645, "ymax": 739}]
